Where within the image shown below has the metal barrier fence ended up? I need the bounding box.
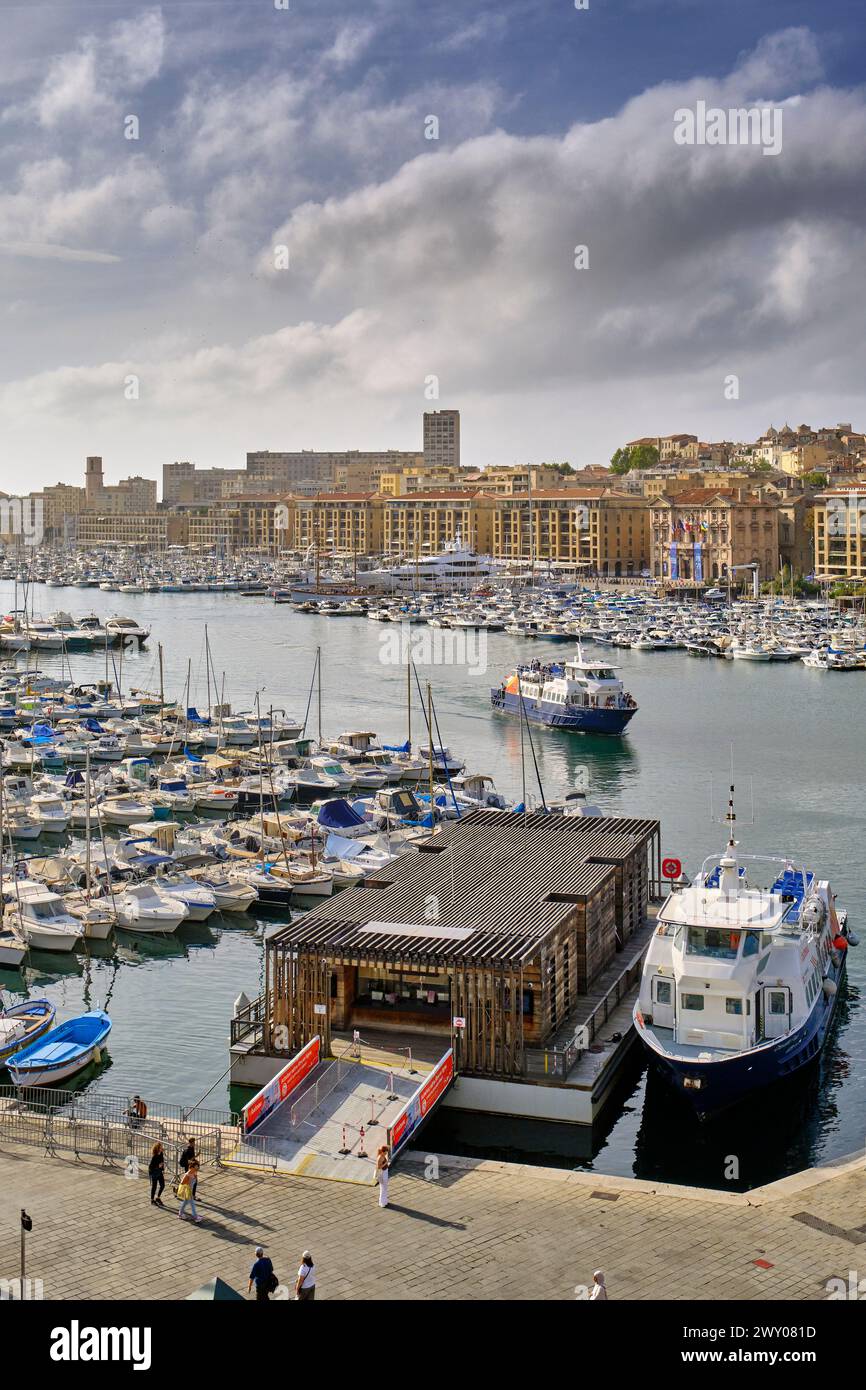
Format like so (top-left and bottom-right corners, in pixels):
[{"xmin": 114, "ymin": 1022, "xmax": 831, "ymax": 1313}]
[{"xmin": 0, "ymin": 1086, "xmax": 238, "ymax": 1174}]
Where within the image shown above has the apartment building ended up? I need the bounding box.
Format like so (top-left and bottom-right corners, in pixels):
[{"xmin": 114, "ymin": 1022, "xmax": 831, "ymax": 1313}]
[
  {"xmin": 813, "ymin": 488, "xmax": 866, "ymax": 580},
  {"xmin": 650, "ymin": 489, "xmax": 780, "ymax": 582},
  {"xmin": 74, "ymin": 512, "xmax": 189, "ymax": 548},
  {"xmin": 423, "ymin": 410, "xmax": 460, "ymax": 470},
  {"xmin": 490, "ymin": 489, "xmax": 650, "ymax": 574},
  {"xmin": 162, "ymin": 461, "xmax": 245, "ymax": 505},
  {"xmin": 382, "ymin": 491, "xmax": 492, "ymax": 556},
  {"xmin": 84, "ymin": 457, "xmax": 156, "ymax": 511},
  {"xmin": 293, "ymin": 495, "xmax": 382, "ymax": 555}
]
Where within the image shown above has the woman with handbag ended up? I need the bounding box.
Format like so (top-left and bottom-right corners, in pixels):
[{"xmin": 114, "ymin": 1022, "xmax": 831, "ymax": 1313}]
[
  {"xmin": 148, "ymin": 1142, "xmax": 166, "ymax": 1206},
  {"xmin": 376, "ymin": 1145, "xmax": 390, "ymax": 1208},
  {"xmin": 178, "ymin": 1159, "xmax": 203, "ymax": 1223}
]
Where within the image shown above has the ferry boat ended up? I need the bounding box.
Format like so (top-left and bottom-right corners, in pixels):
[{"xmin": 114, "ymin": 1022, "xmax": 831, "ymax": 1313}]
[
  {"xmin": 633, "ymin": 793, "xmax": 857, "ymax": 1116},
  {"xmin": 490, "ymin": 648, "xmax": 637, "ymax": 734}
]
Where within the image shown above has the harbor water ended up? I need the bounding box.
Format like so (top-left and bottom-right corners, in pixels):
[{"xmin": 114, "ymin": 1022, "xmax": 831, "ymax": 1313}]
[{"xmin": 1, "ymin": 582, "xmax": 864, "ymax": 1188}]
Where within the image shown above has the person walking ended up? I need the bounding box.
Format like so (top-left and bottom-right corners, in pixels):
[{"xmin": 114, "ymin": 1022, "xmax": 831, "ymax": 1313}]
[
  {"xmin": 179, "ymin": 1136, "xmax": 196, "ymax": 1173},
  {"xmin": 248, "ymin": 1246, "xmax": 275, "ymax": 1301},
  {"xmin": 178, "ymin": 1159, "xmax": 202, "ymax": 1223},
  {"xmin": 148, "ymin": 1142, "xmax": 166, "ymax": 1206},
  {"xmin": 295, "ymin": 1251, "xmax": 316, "ymax": 1301},
  {"xmin": 376, "ymin": 1144, "xmax": 390, "ymax": 1208},
  {"xmin": 589, "ymin": 1270, "xmax": 608, "ymax": 1300}
]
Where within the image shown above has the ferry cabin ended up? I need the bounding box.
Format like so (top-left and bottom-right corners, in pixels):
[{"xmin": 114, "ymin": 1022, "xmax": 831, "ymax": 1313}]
[{"xmin": 515, "ymin": 657, "xmax": 627, "ymax": 710}]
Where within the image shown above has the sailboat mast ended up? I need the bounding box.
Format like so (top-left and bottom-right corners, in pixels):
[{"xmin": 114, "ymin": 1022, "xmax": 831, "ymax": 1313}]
[
  {"xmin": 317, "ymin": 645, "xmax": 322, "ymax": 747},
  {"xmin": 85, "ymin": 750, "xmax": 92, "ymax": 901},
  {"xmin": 427, "ymin": 683, "xmax": 434, "ymax": 811},
  {"xmin": 205, "ymin": 625, "xmax": 212, "ymax": 722}
]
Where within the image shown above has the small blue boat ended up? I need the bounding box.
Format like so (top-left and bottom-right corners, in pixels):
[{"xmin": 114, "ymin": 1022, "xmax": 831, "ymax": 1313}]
[
  {"xmin": 0, "ymin": 999, "xmax": 56, "ymax": 1065},
  {"xmin": 6, "ymin": 1009, "xmax": 111, "ymax": 1087}
]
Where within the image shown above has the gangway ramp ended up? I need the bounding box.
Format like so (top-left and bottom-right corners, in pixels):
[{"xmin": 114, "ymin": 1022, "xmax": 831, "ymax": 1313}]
[{"xmin": 228, "ymin": 1039, "xmax": 454, "ymax": 1183}]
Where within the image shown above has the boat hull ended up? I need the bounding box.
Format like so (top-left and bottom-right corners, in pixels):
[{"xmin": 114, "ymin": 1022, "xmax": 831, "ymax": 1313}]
[{"xmin": 490, "ymin": 689, "xmax": 636, "ymax": 734}]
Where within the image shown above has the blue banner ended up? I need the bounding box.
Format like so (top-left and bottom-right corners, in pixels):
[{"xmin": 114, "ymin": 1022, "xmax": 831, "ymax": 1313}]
[
  {"xmin": 669, "ymin": 542, "xmax": 678, "ymax": 579},
  {"xmin": 694, "ymin": 542, "xmax": 703, "ymax": 582}
]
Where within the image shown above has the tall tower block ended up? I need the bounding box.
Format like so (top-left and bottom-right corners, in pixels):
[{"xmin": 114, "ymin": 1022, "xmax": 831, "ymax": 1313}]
[{"xmin": 85, "ymin": 456, "xmax": 104, "ymax": 502}]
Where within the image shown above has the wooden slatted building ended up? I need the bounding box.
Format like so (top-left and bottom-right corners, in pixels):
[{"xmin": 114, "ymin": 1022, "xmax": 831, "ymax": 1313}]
[{"xmin": 264, "ymin": 811, "xmax": 660, "ymax": 1078}]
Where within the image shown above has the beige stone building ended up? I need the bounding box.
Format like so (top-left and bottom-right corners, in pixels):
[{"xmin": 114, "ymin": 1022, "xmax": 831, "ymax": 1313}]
[
  {"xmin": 491, "ymin": 489, "xmax": 650, "ymax": 574},
  {"xmin": 293, "ymin": 495, "xmax": 381, "ymax": 555},
  {"xmin": 382, "ymin": 491, "xmax": 491, "ymax": 556},
  {"xmin": 650, "ymin": 489, "xmax": 780, "ymax": 582},
  {"xmin": 813, "ymin": 488, "xmax": 866, "ymax": 580}
]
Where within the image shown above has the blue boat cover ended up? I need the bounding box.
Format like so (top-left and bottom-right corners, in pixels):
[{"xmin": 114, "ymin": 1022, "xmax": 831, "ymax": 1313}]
[
  {"xmin": 317, "ymin": 799, "xmax": 365, "ymax": 830},
  {"xmin": 186, "ymin": 707, "xmax": 211, "ymax": 725},
  {"xmin": 83, "ymin": 718, "xmax": 104, "ymax": 733},
  {"xmin": 184, "ymin": 747, "xmax": 203, "ymax": 761},
  {"xmin": 383, "ymin": 740, "xmax": 410, "ymax": 753}
]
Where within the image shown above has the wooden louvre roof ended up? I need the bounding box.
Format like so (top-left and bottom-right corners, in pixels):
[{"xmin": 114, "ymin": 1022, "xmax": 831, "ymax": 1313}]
[{"xmin": 268, "ymin": 810, "xmax": 659, "ymax": 965}]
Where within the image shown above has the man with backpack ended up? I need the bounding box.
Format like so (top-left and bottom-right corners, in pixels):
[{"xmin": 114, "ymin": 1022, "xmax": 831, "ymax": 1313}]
[{"xmin": 248, "ymin": 1246, "xmax": 277, "ymax": 1301}]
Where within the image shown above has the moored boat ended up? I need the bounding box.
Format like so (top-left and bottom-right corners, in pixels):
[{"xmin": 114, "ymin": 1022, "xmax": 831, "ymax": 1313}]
[
  {"xmin": 0, "ymin": 999, "xmax": 55, "ymax": 1065},
  {"xmin": 6, "ymin": 1009, "xmax": 112, "ymax": 1086},
  {"xmin": 633, "ymin": 791, "xmax": 857, "ymax": 1116}
]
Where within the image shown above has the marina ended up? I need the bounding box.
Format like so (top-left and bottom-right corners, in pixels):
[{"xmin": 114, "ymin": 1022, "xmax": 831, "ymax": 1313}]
[{"xmin": 0, "ymin": 578, "xmax": 862, "ymax": 1191}]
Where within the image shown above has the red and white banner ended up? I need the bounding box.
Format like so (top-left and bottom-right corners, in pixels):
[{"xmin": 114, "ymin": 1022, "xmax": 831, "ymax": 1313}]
[
  {"xmin": 242, "ymin": 1035, "xmax": 321, "ymax": 1133},
  {"xmin": 389, "ymin": 1049, "xmax": 454, "ymax": 1155}
]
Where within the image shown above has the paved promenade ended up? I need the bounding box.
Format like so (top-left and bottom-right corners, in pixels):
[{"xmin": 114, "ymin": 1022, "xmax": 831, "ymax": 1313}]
[{"xmin": 1, "ymin": 1139, "xmax": 864, "ymax": 1300}]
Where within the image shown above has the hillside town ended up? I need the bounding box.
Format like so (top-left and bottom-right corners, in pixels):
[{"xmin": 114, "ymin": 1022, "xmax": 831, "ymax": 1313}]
[{"xmin": 4, "ymin": 411, "xmax": 866, "ymax": 585}]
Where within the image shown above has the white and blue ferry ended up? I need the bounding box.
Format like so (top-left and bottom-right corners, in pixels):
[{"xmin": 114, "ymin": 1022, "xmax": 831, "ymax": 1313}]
[
  {"xmin": 634, "ymin": 795, "xmax": 857, "ymax": 1116},
  {"xmin": 490, "ymin": 648, "xmax": 637, "ymax": 735}
]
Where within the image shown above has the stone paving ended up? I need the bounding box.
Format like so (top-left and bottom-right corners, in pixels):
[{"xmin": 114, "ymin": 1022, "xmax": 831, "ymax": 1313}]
[{"xmin": 1, "ymin": 1137, "xmax": 864, "ymax": 1301}]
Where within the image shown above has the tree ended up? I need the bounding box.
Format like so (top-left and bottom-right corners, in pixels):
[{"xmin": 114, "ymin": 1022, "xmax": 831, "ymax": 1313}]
[
  {"xmin": 609, "ymin": 444, "xmax": 659, "ymax": 474},
  {"xmin": 628, "ymin": 444, "xmax": 659, "ymax": 470},
  {"xmin": 802, "ymin": 471, "xmax": 828, "ymax": 488},
  {"xmin": 609, "ymin": 447, "xmax": 630, "ymax": 475}
]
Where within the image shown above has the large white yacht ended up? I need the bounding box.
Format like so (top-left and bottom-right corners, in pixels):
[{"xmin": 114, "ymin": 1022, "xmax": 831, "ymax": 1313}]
[{"xmin": 363, "ymin": 537, "xmax": 492, "ymax": 592}]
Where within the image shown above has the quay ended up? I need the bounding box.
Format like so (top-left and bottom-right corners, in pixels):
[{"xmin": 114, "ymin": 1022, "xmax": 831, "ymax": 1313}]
[
  {"xmin": 1, "ymin": 1132, "xmax": 865, "ymax": 1300},
  {"xmin": 231, "ymin": 809, "xmax": 664, "ymax": 1132}
]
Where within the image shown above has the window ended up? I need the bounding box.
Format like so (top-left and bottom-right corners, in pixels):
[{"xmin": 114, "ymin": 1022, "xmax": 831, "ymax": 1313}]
[
  {"xmin": 685, "ymin": 927, "xmax": 741, "ymax": 960},
  {"xmin": 725, "ymin": 997, "xmax": 743, "ymax": 1015},
  {"xmin": 655, "ymin": 979, "xmax": 672, "ymax": 1005},
  {"xmin": 743, "ymin": 931, "xmax": 760, "ymax": 957},
  {"xmin": 769, "ymin": 991, "xmax": 788, "ymax": 1015},
  {"xmin": 681, "ymin": 993, "xmax": 705, "ymax": 1011}
]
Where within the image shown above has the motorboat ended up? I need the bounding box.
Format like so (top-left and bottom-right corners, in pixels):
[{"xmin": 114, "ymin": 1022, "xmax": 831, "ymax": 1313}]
[
  {"xmin": 6, "ymin": 889, "xmax": 86, "ymax": 952},
  {"xmin": 113, "ymin": 881, "xmax": 189, "ymax": 933},
  {"xmin": 7, "ymin": 1009, "xmax": 112, "ymax": 1086},
  {"xmin": 490, "ymin": 649, "xmax": 637, "ymax": 735},
  {"xmin": 152, "ymin": 872, "xmax": 217, "ymax": 921}
]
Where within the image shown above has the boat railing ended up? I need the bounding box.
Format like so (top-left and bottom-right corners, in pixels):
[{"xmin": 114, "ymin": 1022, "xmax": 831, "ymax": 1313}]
[
  {"xmin": 522, "ymin": 954, "xmax": 645, "ymax": 1080},
  {"xmin": 230, "ymin": 991, "xmax": 270, "ymax": 1048}
]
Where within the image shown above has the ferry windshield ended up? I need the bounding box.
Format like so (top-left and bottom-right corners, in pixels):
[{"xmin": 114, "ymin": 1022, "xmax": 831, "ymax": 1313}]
[{"xmin": 685, "ymin": 927, "xmax": 741, "ymax": 960}]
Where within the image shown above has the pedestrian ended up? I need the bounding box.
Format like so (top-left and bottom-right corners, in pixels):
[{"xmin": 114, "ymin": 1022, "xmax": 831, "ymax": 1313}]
[
  {"xmin": 589, "ymin": 1270, "xmax": 608, "ymax": 1300},
  {"xmin": 376, "ymin": 1144, "xmax": 390, "ymax": 1208},
  {"xmin": 148, "ymin": 1142, "xmax": 166, "ymax": 1206},
  {"xmin": 178, "ymin": 1159, "xmax": 202, "ymax": 1223},
  {"xmin": 179, "ymin": 1136, "xmax": 196, "ymax": 1172},
  {"xmin": 127, "ymin": 1094, "xmax": 147, "ymax": 1128},
  {"xmin": 248, "ymin": 1246, "xmax": 275, "ymax": 1301},
  {"xmin": 295, "ymin": 1251, "xmax": 316, "ymax": 1301}
]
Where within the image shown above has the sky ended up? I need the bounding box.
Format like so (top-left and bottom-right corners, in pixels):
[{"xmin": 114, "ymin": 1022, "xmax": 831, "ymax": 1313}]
[{"xmin": 2, "ymin": 0, "xmax": 866, "ymax": 491}]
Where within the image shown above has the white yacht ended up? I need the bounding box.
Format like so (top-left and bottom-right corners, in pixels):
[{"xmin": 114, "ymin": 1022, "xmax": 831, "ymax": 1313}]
[{"xmin": 363, "ymin": 537, "xmax": 492, "ymax": 592}]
